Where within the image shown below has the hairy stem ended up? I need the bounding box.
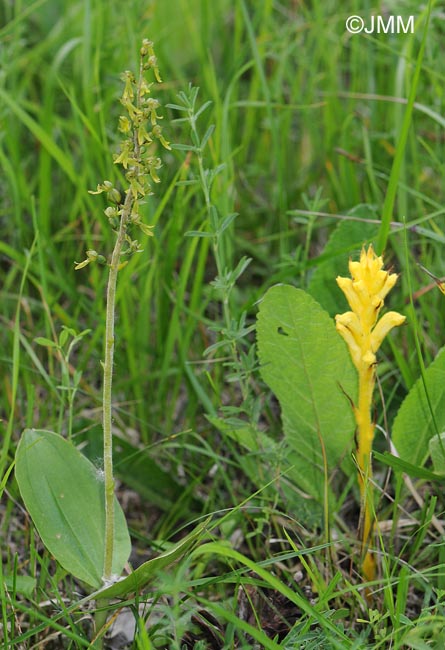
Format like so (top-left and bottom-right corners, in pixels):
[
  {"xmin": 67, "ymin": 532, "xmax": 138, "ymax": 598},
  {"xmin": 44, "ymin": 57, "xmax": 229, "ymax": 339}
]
[{"xmin": 102, "ymin": 190, "xmax": 133, "ymax": 581}]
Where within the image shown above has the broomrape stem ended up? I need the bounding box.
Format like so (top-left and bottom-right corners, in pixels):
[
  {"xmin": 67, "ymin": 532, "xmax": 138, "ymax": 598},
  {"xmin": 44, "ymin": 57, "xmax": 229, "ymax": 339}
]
[
  {"xmin": 355, "ymin": 365, "xmax": 377, "ymax": 581},
  {"xmin": 335, "ymin": 245, "xmax": 405, "ymax": 582}
]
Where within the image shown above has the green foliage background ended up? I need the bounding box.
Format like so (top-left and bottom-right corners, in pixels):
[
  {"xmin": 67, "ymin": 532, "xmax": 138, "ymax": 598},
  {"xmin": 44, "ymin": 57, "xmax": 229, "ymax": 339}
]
[
  {"xmin": 2, "ymin": 0, "xmax": 445, "ymax": 646},
  {"xmin": 2, "ymin": 0, "xmax": 444, "ymax": 439}
]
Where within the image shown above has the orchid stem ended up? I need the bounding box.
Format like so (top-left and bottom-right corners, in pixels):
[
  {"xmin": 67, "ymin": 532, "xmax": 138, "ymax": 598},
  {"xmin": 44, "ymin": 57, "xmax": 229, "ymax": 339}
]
[{"xmin": 102, "ymin": 190, "xmax": 133, "ymax": 581}]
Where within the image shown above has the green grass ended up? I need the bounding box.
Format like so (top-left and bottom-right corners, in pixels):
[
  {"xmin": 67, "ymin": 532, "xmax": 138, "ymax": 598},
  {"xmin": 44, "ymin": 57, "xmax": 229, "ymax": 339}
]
[{"xmin": 2, "ymin": 0, "xmax": 445, "ymax": 647}]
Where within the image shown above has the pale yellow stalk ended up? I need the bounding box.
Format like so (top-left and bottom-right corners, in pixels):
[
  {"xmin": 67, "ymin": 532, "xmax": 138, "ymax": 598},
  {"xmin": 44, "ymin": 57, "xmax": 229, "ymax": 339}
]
[{"xmin": 335, "ymin": 245, "xmax": 405, "ymax": 581}]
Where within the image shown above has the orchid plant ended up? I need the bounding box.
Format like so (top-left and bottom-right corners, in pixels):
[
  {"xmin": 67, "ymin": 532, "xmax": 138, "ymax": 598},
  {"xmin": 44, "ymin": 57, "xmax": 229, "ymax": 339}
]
[{"xmin": 14, "ymin": 41, "xmax": 207, "ymax": 647}]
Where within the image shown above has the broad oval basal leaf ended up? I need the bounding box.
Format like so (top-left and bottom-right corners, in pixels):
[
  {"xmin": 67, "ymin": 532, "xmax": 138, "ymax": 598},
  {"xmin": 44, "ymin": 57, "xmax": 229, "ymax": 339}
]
[
  {"xmin": 15, "ymin": 429, "xmax": 131, "ymax": 589},
  {"xmin": 257, "ymin": 285, "xmax": 357, "ymax": 503}
]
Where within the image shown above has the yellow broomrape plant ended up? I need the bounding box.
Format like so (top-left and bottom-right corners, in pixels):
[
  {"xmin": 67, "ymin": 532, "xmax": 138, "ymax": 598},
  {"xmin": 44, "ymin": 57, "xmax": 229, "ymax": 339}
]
[{"xmin": 335, "ymin": 245, "xmax": 405, "ymax": 582}]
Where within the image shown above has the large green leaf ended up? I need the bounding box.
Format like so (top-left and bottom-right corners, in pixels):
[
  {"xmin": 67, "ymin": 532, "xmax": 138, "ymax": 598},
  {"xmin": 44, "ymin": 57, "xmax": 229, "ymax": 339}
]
[
  {"xmin": 256, "ymin": 285, "xmax": 357, "ymax": 504},
  {"xmin": 15, "ymin": 429, "xmax": 131, "ymax": 588},
  {"xmin": 392, "ymin": 347, "xmax": 445, "ymax": 466}
]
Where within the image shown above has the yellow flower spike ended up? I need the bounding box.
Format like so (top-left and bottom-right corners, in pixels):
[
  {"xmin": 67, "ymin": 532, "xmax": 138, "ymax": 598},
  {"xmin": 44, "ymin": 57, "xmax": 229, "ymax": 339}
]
[{"xmin": 335, "ymin": 244, "xmax": 406, "ymax": 585}]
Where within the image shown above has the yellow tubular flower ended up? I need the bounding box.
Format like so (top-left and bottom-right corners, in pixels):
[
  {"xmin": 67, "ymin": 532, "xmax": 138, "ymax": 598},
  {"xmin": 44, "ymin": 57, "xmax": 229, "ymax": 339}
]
[{"xmin": 335, "ymin": 245, "xmax": 406, "ymax": 583}]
